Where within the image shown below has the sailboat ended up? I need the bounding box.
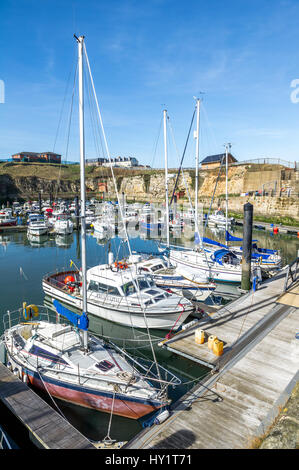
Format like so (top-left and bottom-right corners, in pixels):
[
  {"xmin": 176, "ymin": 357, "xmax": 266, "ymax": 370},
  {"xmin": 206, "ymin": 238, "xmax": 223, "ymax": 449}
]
[
  {"xmin": 128, "ymin": 108, "xmax": 216, "ymax": 299},
  {"xmin": 164, "ymin": 106, "xmax": 247, "ymax": 283},
  {"xmin": 1, "ymin": 35, "xmax": 176, "ymax": 420},
  {"xmin": 43, "ymin": 41, "xmax": 194, "ymax": 331}
]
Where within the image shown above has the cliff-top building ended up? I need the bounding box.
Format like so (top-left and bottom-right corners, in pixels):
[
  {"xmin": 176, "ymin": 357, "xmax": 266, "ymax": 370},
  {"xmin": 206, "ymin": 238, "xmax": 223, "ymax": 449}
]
[
  {"xmin": 201, "ymin": 153, "xmax": 237, "ymax": 169},
  {"xmin": 12, "ymin": 151, "xmax": 61, "ymax": 164},
  {"xmin": 86, "ymin": 156, "xmax": 139, "ymax": 167}
]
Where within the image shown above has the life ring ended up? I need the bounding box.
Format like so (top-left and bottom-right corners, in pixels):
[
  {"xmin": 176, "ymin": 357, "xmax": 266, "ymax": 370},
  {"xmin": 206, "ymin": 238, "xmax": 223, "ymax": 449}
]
[
  {"xmin": 113, "ymin": 261, "xmax": 128, "ymax": 271},
  {"xmin": 23, "ymin": 304, "xmax": 39, "ymax": 321}
]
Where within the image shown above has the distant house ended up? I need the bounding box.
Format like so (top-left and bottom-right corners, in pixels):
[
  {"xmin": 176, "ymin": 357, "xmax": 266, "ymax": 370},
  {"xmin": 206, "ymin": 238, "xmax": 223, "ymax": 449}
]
[
  {"xmin": 86, "ymin": 156, "xmax": 139, "ymax": 167},
  {"xmin": 201, "ymin": 153, "xmax": 237, "ymax": 169},
  {"xmin": 12, "ymin": 151, "xmax": 61, "ymax": 164}
]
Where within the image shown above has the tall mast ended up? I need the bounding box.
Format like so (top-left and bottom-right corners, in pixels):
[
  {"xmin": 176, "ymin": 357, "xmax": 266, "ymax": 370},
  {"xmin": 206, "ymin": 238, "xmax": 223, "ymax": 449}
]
[
  {"xmin": 77, "ymin": 35, "xmax": 88, "ymax": 350},
  {"xmin": 194, "ymin": 98, "xmax": 200, "ymax": 228},
  {"xmin": 163, "ymin": 109, "xmax": 170, "ymax": 250},
  {"xmin": 225, "ymin": 142, "xmax": 231, "ymax": 246}
]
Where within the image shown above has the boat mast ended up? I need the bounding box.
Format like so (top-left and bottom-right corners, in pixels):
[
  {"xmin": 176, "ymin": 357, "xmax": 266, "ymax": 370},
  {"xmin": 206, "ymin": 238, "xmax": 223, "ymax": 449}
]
[
  {"xmin": 163, "ymin": 109, "xmax": 170, "ymax": 251},
  {"xmin": 77, "ymin": 34, "xmax": 88, "ymax": 350},
  {"xmin": 225, "ymin": 142, "xmax": 231, "ymax": 247},
  {"xmin": 194, "ymin": 98, "xmax": 200, "ymax": 229}
]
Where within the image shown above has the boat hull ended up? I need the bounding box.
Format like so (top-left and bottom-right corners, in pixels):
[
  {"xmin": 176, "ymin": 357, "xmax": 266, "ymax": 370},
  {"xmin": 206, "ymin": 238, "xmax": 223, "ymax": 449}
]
[
  {"xmin": 0, "ymin": 220, "xmax": 17, "ymax": 227},
  {"xmin": 8, "ymin": 357, "xmax": 164, "ymax": 420},
  {"xmin": 169, "ymin": 252, "xmax": 242, "ymax": 284},
  {"xmin": 42, "ymin": 274, "xmax": 193, "ymax": 330}
]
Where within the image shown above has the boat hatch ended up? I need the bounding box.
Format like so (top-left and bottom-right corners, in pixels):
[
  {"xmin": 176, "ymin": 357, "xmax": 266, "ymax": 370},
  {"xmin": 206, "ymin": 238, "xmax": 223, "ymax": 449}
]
[
  {"xmin": 29, "ymin": 345, "xmax": 69, "ymax": 365},
  {"xmin": 94, "ymin": 360, "xmax": 115, "ymax": 372}
]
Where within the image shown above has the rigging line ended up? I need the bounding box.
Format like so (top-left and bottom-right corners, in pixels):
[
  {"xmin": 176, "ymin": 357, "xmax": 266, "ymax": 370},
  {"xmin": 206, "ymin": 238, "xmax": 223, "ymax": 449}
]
[
  {"xmin": 201, "ymin": 102, "xmax": 219, "ymax": 151},
  {"xmin": 53, "ymin": 60, "xmax": 78, "ymax": 205},
  {"xmin": 203, "ymin": 155, "xmax": 225, "ymax": 234},
  {"xmin": 83, "ymin": 44, "xmax": 163, "ymax": 387},
  {"xmin": 167, "ymin": 117, "xmax": 211, "ymax": 274},
  {"xmin": 52, "ymin": 49, "xmax": 77, "ymax": 154},
  {"xmin": 150, "ymin": 114, "xmax": 163, "ymax": 169},
  {"xmin": 84, "ymin": 57, "xmax": 102, "ymax": 160},
  {"xmin": 103, "ymin": 389, "xmax": 116, "ymax": 443},
  {"xmin": 35, "ymin": 366, "xmax": 68, "ymax": 421},
  {"xmin": 169, "ymin": 107, "xmax": 196, "ymax": 206}
]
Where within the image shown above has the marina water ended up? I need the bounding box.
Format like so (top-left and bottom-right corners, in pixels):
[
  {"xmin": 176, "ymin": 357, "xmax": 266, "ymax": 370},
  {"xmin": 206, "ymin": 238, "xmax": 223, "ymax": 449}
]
[{"xmin": 0, "ymin": 225, "xmax": 298, "ymax": 444}]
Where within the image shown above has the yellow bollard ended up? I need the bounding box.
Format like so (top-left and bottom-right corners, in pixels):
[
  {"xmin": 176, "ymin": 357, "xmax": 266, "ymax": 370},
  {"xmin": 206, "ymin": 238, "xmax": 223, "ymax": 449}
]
[
  {"xmin": 208, "ymin": 335, "xmax": 217, "ymax": 350},
  {"xmin": 195, "ymin": 329, "xmax": 205, "ymax": 345}
]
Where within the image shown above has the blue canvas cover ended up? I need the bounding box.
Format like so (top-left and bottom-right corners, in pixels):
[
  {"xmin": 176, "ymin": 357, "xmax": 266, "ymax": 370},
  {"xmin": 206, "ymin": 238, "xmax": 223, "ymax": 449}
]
[
  {"xmin": 225, "ymin": 230, "xmax": 258, "ymax": 243},
  {"xmin": 203, "ymin": 237, "xmax": 227, "ymax": 248},
  {"xmin": 53, "ymin": 299, "xmax": 89, "ymax": 331},
  {"xmin": 212, "ymin": 249, "xmax": 231, "ymax": 265}
]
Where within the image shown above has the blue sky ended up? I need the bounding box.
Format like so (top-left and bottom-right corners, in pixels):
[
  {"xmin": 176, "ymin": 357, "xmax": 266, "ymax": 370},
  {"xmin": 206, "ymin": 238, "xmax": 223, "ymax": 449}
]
[{"xmin": 1, "ymin": 0, "xmax": 299, "ymax": 167}]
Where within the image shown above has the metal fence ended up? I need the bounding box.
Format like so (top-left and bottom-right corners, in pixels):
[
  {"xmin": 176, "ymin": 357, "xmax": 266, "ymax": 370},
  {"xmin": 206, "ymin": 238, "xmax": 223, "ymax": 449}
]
[{"xmin": 283, "ymin": 256, "xmax": 299, "ymax": 292}]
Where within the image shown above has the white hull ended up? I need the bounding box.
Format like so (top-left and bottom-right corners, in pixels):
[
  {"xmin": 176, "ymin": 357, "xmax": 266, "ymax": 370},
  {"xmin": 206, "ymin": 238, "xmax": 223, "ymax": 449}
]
[
  {"xmin": 42, "ymin": 280, "xmax": 192, "ymax": 330},
  {"xmin": 27, "ymin": 227, "xmax": 48, "ymax": 236},
  {"xmin": 169, "ymin": 249, "xmax": 242, "ymax": 283}
]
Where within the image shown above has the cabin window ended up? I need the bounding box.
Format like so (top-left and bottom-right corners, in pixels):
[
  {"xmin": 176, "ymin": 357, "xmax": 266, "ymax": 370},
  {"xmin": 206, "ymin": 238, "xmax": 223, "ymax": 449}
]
[
  {"xmin": 122, "ymin": 281, "xmax": 136, "ymax": 296},
  {"xmin": 88, "ymin": 280, "xmax": 120, "ymax": 296},
  {"xmin": 150, "ymin": 264, "xmax": 164, "ymax": 272},
  {"xmin": 136, "ymin": 278, "xmax": 150, "ymax": 290}
]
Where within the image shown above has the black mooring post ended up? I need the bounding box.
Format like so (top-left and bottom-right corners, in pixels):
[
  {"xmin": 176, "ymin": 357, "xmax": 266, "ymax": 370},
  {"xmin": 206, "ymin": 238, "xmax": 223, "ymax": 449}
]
[
  {"xmin": 241, "ymin": 202, "xmax": 253, "ymax": 291},
  {"xmin": 75, "ymin": 195, "xmax": 79, "ymax": 230},
  {"xmin": 39, "ymin": 192, "xmax": 42, "ymax": 214}
]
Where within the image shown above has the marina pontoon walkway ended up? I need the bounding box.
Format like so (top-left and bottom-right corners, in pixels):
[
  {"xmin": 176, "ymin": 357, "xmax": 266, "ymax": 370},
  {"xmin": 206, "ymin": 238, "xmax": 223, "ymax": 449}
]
[
  {"xmin": 0, "ymin": 363, "xmax": 95, "ymax": 449},
  {"xmin": 125, "ymin": 266, "xmax": 299, "ymax": 449}
]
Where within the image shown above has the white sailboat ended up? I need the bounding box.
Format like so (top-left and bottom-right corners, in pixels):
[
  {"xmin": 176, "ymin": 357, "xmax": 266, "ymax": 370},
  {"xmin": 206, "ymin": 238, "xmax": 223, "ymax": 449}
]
[
  {"xmin": 1, "ymin": 35, "xmax": 176, "ymax": 421},
  {"xmin": 42, "ymin": 39, "xmax": 194, "ymax": 330}
]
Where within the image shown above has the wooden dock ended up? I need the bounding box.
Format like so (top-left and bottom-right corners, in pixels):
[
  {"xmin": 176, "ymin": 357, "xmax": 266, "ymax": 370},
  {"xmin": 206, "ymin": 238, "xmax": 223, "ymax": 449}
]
[
  {"xmin": 235, "ymin": 219, "xmax": 299, "ymax": 235},
  {"xmin": 0, "ymin": 363, "xmax": 95, "ymax": 449},
  {"xmin": 125, "ymin": 265, "xmax": 299, "ymax": 449}
]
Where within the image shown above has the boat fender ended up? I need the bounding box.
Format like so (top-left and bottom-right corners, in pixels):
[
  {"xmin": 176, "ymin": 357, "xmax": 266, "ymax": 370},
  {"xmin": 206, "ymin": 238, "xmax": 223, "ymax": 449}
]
[
  {"xmin": 13, "ymin": 368, "xmax": 20, "ymax": 378},
  {"xmin": 154, "ymin": 409, "xmax": 170, "ymax": 425},
  {"xmin": 23, "ymin": 373, "xmax": 28, "ymax": 384}
]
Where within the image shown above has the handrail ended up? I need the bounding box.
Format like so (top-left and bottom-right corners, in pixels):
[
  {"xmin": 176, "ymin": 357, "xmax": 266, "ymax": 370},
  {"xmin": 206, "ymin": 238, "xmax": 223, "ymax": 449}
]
[{"xmin": 283, "ymin": 257, "xmax": 299, "ymax": 292}]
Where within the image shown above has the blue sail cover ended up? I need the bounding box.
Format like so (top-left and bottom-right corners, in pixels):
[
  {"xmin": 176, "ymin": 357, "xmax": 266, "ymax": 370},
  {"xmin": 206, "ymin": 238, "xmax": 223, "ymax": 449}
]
[
  {"xmin": 225, "ymin": 230, "xmax": 258, "ymax": 243},
  {"xmin": 53, "ymin": 300, "xmax": 89, "ymax": 331},
  {"xmin": 225, "ymin": 230, "xmax": 243, "ymax": 242},
  {"xmin": 203, "ymin": 237, "xmax": 227, "ymax": 248},
  {"xmin": 212, "ymin": 249, "xmax": 231, "ymax": 265}
]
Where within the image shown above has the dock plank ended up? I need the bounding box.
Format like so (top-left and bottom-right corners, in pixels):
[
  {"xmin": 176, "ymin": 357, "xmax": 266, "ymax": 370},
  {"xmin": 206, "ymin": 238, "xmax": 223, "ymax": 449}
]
[
  {"xmin": 126, "ymin": 266, "xmax": 299, "ymax": 450},
  {"xmin": 0, "ymin": 363, "xmax": 95, "ymax": 449}
]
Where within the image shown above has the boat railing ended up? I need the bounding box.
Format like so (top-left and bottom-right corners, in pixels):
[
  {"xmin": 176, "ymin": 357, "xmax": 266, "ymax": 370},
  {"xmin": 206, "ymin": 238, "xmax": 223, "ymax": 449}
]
[
  {"xmin": 283, "ymin": 256, "xmax": 299, "ymax": 291},
  {"xmin": 44, "ymin": 269, "xmax": 193, "ymax": 312},
  {"xmin": 2, "ymin": 305, "xmax": 53, "ymax": 333},
  {"xmin": 0, "ymin": 426, "xmax": 13, "ymax": 450}
]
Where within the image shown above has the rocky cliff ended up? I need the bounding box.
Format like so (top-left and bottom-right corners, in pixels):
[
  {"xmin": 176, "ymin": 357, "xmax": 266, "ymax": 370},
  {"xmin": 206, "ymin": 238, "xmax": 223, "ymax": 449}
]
[{"xmin": 0, "ymin": 161, "xmax": 298, "ymax": 222}]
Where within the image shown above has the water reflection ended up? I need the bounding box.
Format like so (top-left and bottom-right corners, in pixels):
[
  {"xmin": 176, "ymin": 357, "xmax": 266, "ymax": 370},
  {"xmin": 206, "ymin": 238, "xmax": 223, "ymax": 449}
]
[{"xmin": 0, "ymin": 225, "xmax": 298, "ymax": 444}]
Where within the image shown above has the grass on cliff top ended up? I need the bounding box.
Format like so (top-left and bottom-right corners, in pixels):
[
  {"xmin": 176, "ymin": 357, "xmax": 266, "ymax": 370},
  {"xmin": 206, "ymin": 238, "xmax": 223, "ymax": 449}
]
[{"xmin": 0, "ymin": 162, "xmax": 164, "ymax": 180}]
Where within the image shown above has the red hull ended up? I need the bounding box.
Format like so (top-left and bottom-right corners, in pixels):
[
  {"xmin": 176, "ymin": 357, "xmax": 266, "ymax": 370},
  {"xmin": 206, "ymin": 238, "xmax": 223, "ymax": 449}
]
[
  {"xmin": 29, "ymin": 375, "xmax": 162, "ymax": 419},
  {"xmin": 0, "ymin": 221, "xmax": 17, "ymax": 227}
]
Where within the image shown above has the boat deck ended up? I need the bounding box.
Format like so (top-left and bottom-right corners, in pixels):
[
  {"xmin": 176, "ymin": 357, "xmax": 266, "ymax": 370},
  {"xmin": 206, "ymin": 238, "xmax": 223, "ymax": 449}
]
[{"xmin": 0, "ymin": 363, "xmax": 95, "ymax": 449}]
